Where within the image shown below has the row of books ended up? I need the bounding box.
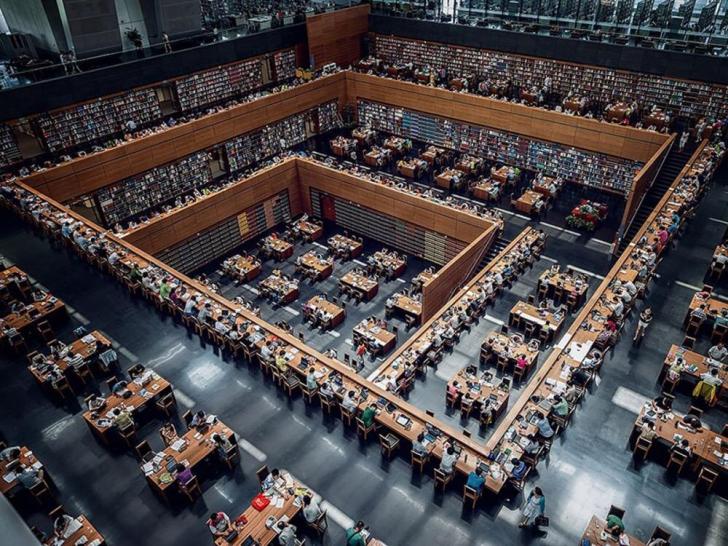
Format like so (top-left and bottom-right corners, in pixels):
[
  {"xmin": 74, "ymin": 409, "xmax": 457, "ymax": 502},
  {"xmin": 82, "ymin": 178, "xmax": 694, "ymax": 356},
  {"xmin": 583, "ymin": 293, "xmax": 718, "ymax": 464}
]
[
  {"xmin": 373, "ymin": 34, "xmax": 728, "ymax": 121},
  {"xmin": 225, "ymin": 113, "xmax": 308, "ymax": 173},
  {"xmin": 0, "ymin": 124, "xmax": 21, "ymax": 168},
  {"xmin": 96, "ymin": 151, "xmax": 213, "ymax": 225},
  {"xmin": 175, "ymin": 57, "xmax": 264, "ymax": 111},
  {"xmin": 357, "ymin": 100, "xmax": 642, "ymax": 195},
  {"xmin": 317, "ymin": 100, "xmax": 344, "ymax": 134},
  {"xmin": 37, "ymin": 89, "xmax": 162, "ymax": 153},
  {"xmin": 4, "ymin": 48, "xmax": 297, "ymax": 158}
]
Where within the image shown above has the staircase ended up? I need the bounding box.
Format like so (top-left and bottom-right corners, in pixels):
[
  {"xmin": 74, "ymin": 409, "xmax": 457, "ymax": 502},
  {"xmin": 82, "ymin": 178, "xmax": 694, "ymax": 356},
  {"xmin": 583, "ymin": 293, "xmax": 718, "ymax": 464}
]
[
  {"xmin": 479, "ymin": 236, "xmax": 511, "ymax": 270},
  {"xmin": 618, "ymin": 145, "xmax": 695, "ymax": 253}
]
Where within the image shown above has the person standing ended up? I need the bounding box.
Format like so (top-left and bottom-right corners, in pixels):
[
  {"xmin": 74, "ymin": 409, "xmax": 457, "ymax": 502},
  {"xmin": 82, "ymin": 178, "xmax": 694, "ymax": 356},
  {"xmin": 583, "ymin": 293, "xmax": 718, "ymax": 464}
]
[
  {"xmin": 519, "ymin": 486, "xmax": 546, "ymax": 527},
  {"xmin": 162, "ymin": 32, "xmax": 172, "ymax": 53}
]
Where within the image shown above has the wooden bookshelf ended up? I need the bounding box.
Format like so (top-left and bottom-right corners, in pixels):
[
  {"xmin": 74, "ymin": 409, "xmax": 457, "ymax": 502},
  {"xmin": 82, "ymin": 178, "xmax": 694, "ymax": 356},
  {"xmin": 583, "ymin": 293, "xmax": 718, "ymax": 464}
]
[{"xmin": 306, "ymin": 5, "xmax": 370, "ymax": 69}]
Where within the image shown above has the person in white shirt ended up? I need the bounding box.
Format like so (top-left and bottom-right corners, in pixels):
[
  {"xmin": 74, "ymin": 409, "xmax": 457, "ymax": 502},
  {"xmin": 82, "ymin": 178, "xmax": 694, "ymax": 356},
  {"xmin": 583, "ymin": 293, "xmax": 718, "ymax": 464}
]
[
  {"xmin": 701, "ymin": 368, "xmax": 723, "ymax": 386},
  {"xmin": 342, "ymin": 390, "xmax": 358, "ymax": 412},
  {"xmin": 439, "ymin": 445, "xmax": 459, "ymax": 474},
  {"xmin": 302, "ymin": 495, "xmax": 323, "ymax": 523},
  {"xmin": 277, "ymin": 522, "xmax": 297, "ymax": 545},
  {"xmin": 708, "ymin": 343, "xmax": 727, "ymax": 362}
]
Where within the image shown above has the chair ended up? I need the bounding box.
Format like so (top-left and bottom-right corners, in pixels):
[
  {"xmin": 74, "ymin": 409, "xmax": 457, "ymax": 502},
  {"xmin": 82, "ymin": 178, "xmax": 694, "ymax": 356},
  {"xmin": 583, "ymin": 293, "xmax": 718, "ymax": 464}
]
[
  {"xmin": 135, "ymin": 440, "xmax": 155, "ymax": 462},
  {"xmin": 36, "ymin": 321, "xmax": 55, "ymax": 343},
  {"xmin": 661, "ymin": 371, "xmax": 679, "ymax": 394},
  {"xmin": 666, "ymin": 450, "xmax": 688, "ymax": 474},
  {"xmin": 711, "ymin": 322, "xmax": 727, "ymax": 344},
  {"xmin": 308, "ymin": 510, "xmax": 328, "ymax": 537},
  {"xmin": 356, "ymin": 417, "xmax": 376, "ymax": 441},
  {"xmin": 496, "ymin": 354, "xmax": 510, "ymax": 374},
  {"xmin": 696, "ymin": 466, "xmax": 719, "ymax": 494},
  {"xmin": 29, "ymin": 478, "xmax": 52, "ymax": 506},
  {"xmin": 524, "ymin": 321, "xmax": 538, "ymax": 339},
  {"xmin": 650, "ymin": 526, "xmax": 672, "ymax": 544},
  {"xmin": 48, "ymin": 504, "xmax": 66, "ymax": 520},
  {"xmin": 51, "ymin": 375, "xmax": 74, "ymax": 400},
  {"xmin": 521, "ymin": 444, "xmax": 544, "ymax": 467},
  {"xmin": 220, "ymin": 437, "xmax": 240, "ymax": 471},
  {"xmin": 156, "ymin": 392, "xmax": 177, "ymax": 419},
  {"xmin": 681, "ymin": 336, "xmax": 696, "ymax": 350},
  {"xmin": 685, "ymin": 316, "xmax": 703, "ymax": 337},
  {"xmin": 73, "ymin": 360, "xmax": 94, "ymax": 386},
  {"xmin": 340, "ymin": 406, "xmax": 355, "ymax": 427},
  {"xmin": 182, "ymin": 410, "xmax": 193, "ymax": 429},
  {"xmin": 282, "ymin": 375, "xmax": 300, "ymax": 399},
  {"xmin": 411, "ymin": 449, "xmax": 429, "ymax": 474},
  {"xmin": 9, "ymin": 334, "xmax": 29, "ymax": 355},
  {"xmin": 608, "ymin": 505, "xmax": 626, "ymax": 520},
  {"xmin": 301, "ymin": 383, "xmax": 318, "ymax": 405},
  {"xmin": 379, "ymin": 433, "xmax": 400, "ymax": 460},
  {"xmin": 460, "ymin": 397, "xmax": 475, "ymax": 420},
  {"xmin": 179, "ymin": 474, "xmax": 201, "ymax": 503},
  {"xmin": 118, "ymin": 422, "xmax": 137, "ymax": 450},
  {"xmin": 319, "ymin": 393, "xmax": 336, "ymax": 414},
  {"xmin": 463, "ymin": 484, "xmax": 480, "ymax": 510},
  {"xmin": 433, "ymin": 468, "xmax": 452, "ymax": 491},
  {"xmin": 687, "ymin": 405, "xmax": 703, "ymax": 419},
  {"xmin": 633, "ymin": 436, "xmax": 653, "ymax": 460},
  {"xmin": 256, "ymin": 465, "xmax": 270, "ymax": 489}
]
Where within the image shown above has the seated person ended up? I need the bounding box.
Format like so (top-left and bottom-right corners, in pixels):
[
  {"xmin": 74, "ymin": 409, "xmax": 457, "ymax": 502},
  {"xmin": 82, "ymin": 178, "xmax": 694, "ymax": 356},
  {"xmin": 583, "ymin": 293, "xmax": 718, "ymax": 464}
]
[
  {"xmin": 206, "ymin": 512, "xmax": 232, "ymax": 537},
  {"xmin": 277, "ymin": 521, "xmax": 297, "ymax": 546},
  {"xmin": 175, "ymin": 462, "xmax": 194, "ymax": 485},
  {"xmin": 160, "ymin": 422, "xmax": 178, "ymax": 446},
  {"xmin": 302, "ymin": 494, "xmax": 324, "ymax": 523},
  {"xmin": 606, "ymin": 512, "xmax": 625, "ymax": 536},
  {"xmin": 466, "ymin": 467, "xmax": 486, "ymax": 493},
  {"xmin": 53, "ymin": 513, "xmax": 76, "ymax": 538},
  {"xmin": 262, "ymin": 468, "xmax": 281, "ymax": 491},
  {"xmin": 439, "ymin": 446, "xmax": 459, "ymax": 475}
]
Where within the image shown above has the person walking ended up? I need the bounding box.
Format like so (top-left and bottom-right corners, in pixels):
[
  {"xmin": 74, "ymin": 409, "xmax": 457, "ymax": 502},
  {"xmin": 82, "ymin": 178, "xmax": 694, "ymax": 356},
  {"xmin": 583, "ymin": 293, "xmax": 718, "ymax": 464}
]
[{"xmin": 519, "ymin": 486, "xmax": 546, "ymax": 528}]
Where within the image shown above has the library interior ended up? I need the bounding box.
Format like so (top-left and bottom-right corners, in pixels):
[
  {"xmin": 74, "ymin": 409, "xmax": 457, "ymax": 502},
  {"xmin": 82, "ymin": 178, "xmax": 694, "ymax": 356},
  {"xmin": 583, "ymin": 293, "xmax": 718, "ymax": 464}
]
[{"xmin": 0, "ymin": 2, "xmax": 727, "ymax": 546}]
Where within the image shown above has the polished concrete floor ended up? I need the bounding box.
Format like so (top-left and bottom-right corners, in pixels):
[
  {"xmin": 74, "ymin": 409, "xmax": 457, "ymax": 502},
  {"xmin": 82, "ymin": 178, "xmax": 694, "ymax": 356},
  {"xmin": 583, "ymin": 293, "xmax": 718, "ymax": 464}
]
[{"xmin": 0, "ymin": 165, "xmax": 726, "ymax": 545}]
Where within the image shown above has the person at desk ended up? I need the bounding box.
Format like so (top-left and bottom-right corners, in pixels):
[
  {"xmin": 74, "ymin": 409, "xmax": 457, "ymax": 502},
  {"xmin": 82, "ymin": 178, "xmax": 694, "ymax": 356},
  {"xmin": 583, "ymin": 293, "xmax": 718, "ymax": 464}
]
[
  {"xmin": 175, "ymin": 462, "xmax": 194, "ymax": 485},
  {"xmin": 638, "ymin": 421, "xmax": 656, "ymax": 442},
  {"xmin": 160, "ymin": 422, "xmax": 178, "ymax": 447},
  {"xmin": 361, "ymin": 404, "xmax": 376, "ymax": 428},
  {"xmin": 189, "ymin": 410, "xmax": 208, "ymax": 428},
  {"xmin": 606, "ymin": 512, "xmax": 625, "ymax": 536},
  {"xmin": 302, "ymin": 494, "xmax": 323, "ymax": 523},
  {"xmin": 275, "ymin": 350, "xmax": 289, "ymax": 374},
  {"xmin": 466, "ymin": 467, "xmax": 486, "ymax": 494},
  {"xmin": 183, "ymin": 296, "xmax": 197, "ymax": 317},
  {"xmin": 0, "ymin": 445, "xmax": 21, "ymax": 462},
  {"xmin": 262, "ymin": 468, "xmax": 281, "ymax": 491},
  {"xmin": 671, "ymin": 438, "xmax": 692, "ymax": 459},
  {"xmin": 439, "ymin": 446, "xmax": 459, "ymax": 475},
  {"xmin": 510, "ymin": 457, "xmax": 528, "ymax": 480},
  {"xmin": 319, "ymin": 381, "xmax": 334, "ymax": 400},
  {"xmin": 206, "ymin": 511, "xmax": 232, "ymax": 537},
  {"xmin": 342, "ymin": 391, "xmax": 358, "ymax": 413},
  {"xmin": 112, "ymin": 407, "xmax": 133, "ymax": 430},
  {"xmin": 534, "ymin": 412, "xmax": 555, "ymax": 441},
  {"xmin": 346, "ymin": 521, "xmax": 368, "ymax": 546},
  {"xmin": 306, "ymin": 367, "xmax": 318, "ymax": 391},
  {"xmin": 52, "ymin": 513, "xmax": 75, "ymax": 538},
  {"xmin": 691, "ymin": 303, "xmax": 707, "ymax": 322},
  {"xmin": 693, "ymin": 367, "xmax": 723, "ymax": 405},
  {"xmin": 708, "ymin": 342, "xmax": 727, "ymax": 362},
  {"xmin": 17, "ymin": 466, "xmax": 45, "ymax": 489},
  {"xmin": 212, "ymin": 432, "xmax": 234, "ymax": 459},
  {"xmin": 412, "ymin": 432, "xmax": 428, "ymax": 456},
  {"xmin": 551, "ymin": 395, "xmax": 569, "ymax": 417}
]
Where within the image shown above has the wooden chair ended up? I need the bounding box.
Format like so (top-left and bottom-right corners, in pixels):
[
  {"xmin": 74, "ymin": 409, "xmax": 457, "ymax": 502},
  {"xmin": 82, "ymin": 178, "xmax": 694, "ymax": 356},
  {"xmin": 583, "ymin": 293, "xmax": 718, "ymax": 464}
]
[
  {"xmin": 649, "ymin": 526, "xmax": 672, "ymax": 544},
  {"xmin": 49, "ymin": 504, "xmax": 66, "ymax": 520},
  {"xmin": 155, "ymin": 392, "xmax": 177, "ymax": 419},
  {"xmin": 25, "ymin": 350, "xmax": 39, "ymax": 366},
  {"xmin": 29, "ymin": 478, "xmax": 52, "ymax": 506},
  {"xmin": 178, "ymin": 474, "xmax": 201, "ymax": 503},
  {"xmin": 666, "ymin": 450, "xmax": 689, "ymax": 475},
  {"xmin": 411, "ymin": 449, "xmax": 429, "ymax": 474},
  {"xmin": 433, "ymin": 468, "xmax": 452, "ymax": 491},
  {"xmin": 9, "ymin": 334, "xmax": 29, "ymax": 355},
  {"xmin": 319, "ymin": 393, "xmax": 336, "ymax": 414},
  {"xmin": 685, "ymin": 316, "xmax": 703, "ymax": 337},
  {"xmin": 712, "ymin": 323, "xmax": 727, "ymax": 344},
  {"xmin": 524, "ymin": 321, "xmax": 538, "ymax": 339},
  {"xmin": 220, "ymin": 436, "xmax": 240, "ymax": 471},
  {"xmin": 608, "ymin": 505, "xmax": 626, "ymax": 520},
  {"xmin": 36, "ymin": 320, "xmax": 55, "ymax": 343},
  {"xmin": 73, "ymin": 360, "xmax": 94, "ymax": 386},
  {"xmin": 256, "ymin": 465, "xmax": 270, "ymax": 489},
  {"xmin": 182, "ymin": 410, "xmax": 193, "ymax": 429},
  {"xmin": 633, "ymin": 436, "xmax": 653, "ymax": 460},
  {"xmin": 496, "ymin": 354, "xmax": 510, "ymax": 374},
  {"xmin": 118, "ymin": 422, "xmax": 137, "ymax": 450},
  {"xmin": 135, "ymin": 440, "xmax": 155, "ymax": 462},
  {"xmin": 308, "ymin": 510, "xmax": 328, "ymax": 537},
  {"xmin": 340, "ymin": 405, "xmax": 355, "ymax": 427},
  {"xmin": 301, "ymin": 383, "xmax": 318, "ymax": 405},
  {"xmin": 51, "ymin": 375, "xmax": 74, "ymax": 400},
  {"xmin": 356, "ymin": 417, "xmax": 376, "ymax": 441},
  {"xmin": 460, "ymin": 397, "xmax": 475, "ymax": 420},
  {"xmin": 463, "ymin": 484, "xmax": 480, "ymax": 510},
  {"xmin": 378, "ymin": 433, "xmax": 400, "ymax": 460},
  {"xmin": 521, "ymin": 444, "xmax": 544, "ymax": 467},
  {"xmin": 687, "ymin": 405, "xmax": 703, "ymax": 419},
  {"xmin": 696, "ymin": 466, "xmax": 719, "ymax": 494},
  {"xmin": 282, "ymin": 375, "xmax": 301, "ymax": 399},
  {"xmin": 681, "ymin": 336, "xmax": 696, "ymax": 350},
  {"xmin": 661, "ymin": 371, "xmax": 679, "ymax": 394}
]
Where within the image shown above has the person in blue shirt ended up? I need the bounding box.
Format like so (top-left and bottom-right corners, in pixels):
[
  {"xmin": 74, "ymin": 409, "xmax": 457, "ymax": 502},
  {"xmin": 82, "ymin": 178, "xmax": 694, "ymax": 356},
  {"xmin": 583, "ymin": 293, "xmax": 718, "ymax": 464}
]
[
  {"xmin": 535, "ymin": 412, "xmax": 555, "ymax": 440},
  {"xmin": 510, "ymin": 458, "xmax": 527, "ymax": 480},
  {"xmin": 466, "ymin": 467, "xmax": 486, "ymax": 493},
  {"xmin": 262, "ymin": 468, "xmax": 280, "ymax": 491}
]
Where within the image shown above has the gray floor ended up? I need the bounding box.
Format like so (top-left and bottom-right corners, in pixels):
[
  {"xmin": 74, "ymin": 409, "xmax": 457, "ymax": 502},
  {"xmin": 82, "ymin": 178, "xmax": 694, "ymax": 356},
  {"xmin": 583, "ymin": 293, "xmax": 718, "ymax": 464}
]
[{"xmin": 0, "ymin": 165, "xmax": 726, "ymax": 546}]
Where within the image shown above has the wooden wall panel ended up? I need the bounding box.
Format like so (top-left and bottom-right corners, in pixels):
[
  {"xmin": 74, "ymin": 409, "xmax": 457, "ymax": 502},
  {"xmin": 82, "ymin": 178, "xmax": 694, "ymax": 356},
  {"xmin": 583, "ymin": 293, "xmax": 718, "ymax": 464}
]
[
  {"xmin": 421, "ymin": 225, "xmax": 498, "ymax": 321},
  {"xmin": 618, "ymin": 134, "xmax": 675, "ymax": 238},
  {"xmin": 24, "ymin": 73, "xmax": 347, "ymax": 203},
  {"xmin": 122, "ymin": 160, "xmax": 301, "ymax": 255},
  {"xmin": 345, "ymin": 72, "xmax": 669, "ymax": 162},
  {"xmin": 306, "ymin": 5, "xmax": 369, "ymax": 69},
  {"xmin": 296, "ymin": 158, "xmax": 493, "ymax": 242}
]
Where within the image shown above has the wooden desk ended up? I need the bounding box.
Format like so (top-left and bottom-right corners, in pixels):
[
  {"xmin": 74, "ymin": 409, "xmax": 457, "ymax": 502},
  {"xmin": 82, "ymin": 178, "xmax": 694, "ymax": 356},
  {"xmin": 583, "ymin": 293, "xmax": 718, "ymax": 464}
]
[
  {"xmin": 304, "ymin": 296, "xmax": 345, "ymax": 330},
  {"xmin": 364, "ymin": 147, "xmax": 390, "ymax": 167},
  {"xmin": 644, "ymin": 109, "xmax": 668, "ymax": 130},
  {"xmin": 664, "ymin": 345, "xmax": 727, "ymax": 399},
  {"xmin": 223, "ymin": 255, "xmax": 262, "ymax": 283},
  {"xmin": 455, "ymin": 156, "xmax": 483, "ymax": 174},
  {"xmin": 490, "ymin": 166, "xmax": 510, "ymax": 184},
  {"xmin": 353, "ymin": 319, "xmax": 396, "ymax": 355},
  {"xmin": 532, "ymin": 176, "xmax": 562, "ymax": 198},
  {"xmin": 563, "ymin": 97, "xmax": 587, "ymax": 114},
  {"xmin": 28, "ymin": 330, "xmax": 111, "ymax": 385},
  {"xmin": 389, "ymin": 293, "xmax": 422, "ymax": 324},
  {"xmin": 0, "ymin": 446, "xmax": 43, "ymax": 497},
  {"xmin": 46, "ymin": 515, "xmax": 105, "ymax": 546},
  {"xmin": 635, "ymin": 406, "xmax": 728, "ymax": 469},
  {"xmin": 538, "ymin": 268, "xmax": 589, "ymax": 306},
  {"xmin": 513, "ymin": 190, "xmax": 545, "ymax": 215},
  {"xmin": 330, "ymin": 136, "xmax": 356, "ymax": 157},
  {"xmin": 481, "ymin": 332, "xmax": 540, "ymax": 371},
  {"xmin": 510, "ymin": 301, "xmax": 564, "ymax": 338},
  {"xmin": 580, "ymin": 515, "xmax": 646, "ymax": 546},
  {"xmin": 605, "ymin": 102, "xmax": 631, "ymax": 123},
  {"xmin": 340, "ymin": 271, "xmax": 378, "ymax": 301},
  {"xmin": 261, "ymin": 237, "xmax": 294, "ymax": 262},
  {"xmin": 412, "ymin": 269, "xmax": 437, "ymax": 290},
  {"xmin": 298, "ymin": 251, "xmax": 333, "ymax": 281},
  {"xmin": 397, "ymin": 158, "xmax": 428, "ymax": 179},
  {"xmin": 259, "ymin": 273, "xmax": 299, "ymax": 304},
  {"xmin": 420, "ymin": 145, "xmax": 445, "ymax": 165},
  {"xmin": 471, "ymin": 178, "xmax": 502, "ymax": 202},
  {"xmin": 448, "ymin": 367, "xmax": 510, "ymax": 418},
  {"xmin": 216, "ymin": 472, "xmax": 306, "ymax": 546},
  {"xmin": 0, "ymin": 266, "xmax": 31, "ymax": 301},
  {"xmin": 328, "ymin": 234, "xmax": 363, "ymax": 259},
  {"xmin": 686, "ymin": 292, "xmax": 728, "ymax": 324},
  {"xmin": 383, "ymin": 136, "xmax": 410, "ymax": 156},
  {"xmin": 293, "ymin": 219, "xmax": 323, "ymax": 241},
  {"xmin": 435, "ymin": 168, "xmax": 466, "ymax": 191},
  {"xmin": 352, "ymin": 127, "xmax": 376, "ymax": 146},
  {"xmin": 144, "ymin": 420, "xmax": 234, "ymax": 501},
  {"xmin": 370, "ymin": 251, "xmax": 406, "ymax": 278},
  {"xmin": 82, "ymin": 371, "xmax": 172, "ymax": 443},
  {"xmin": 0, "ymin": 294, "xmax": 66, "ymax": 340}
]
